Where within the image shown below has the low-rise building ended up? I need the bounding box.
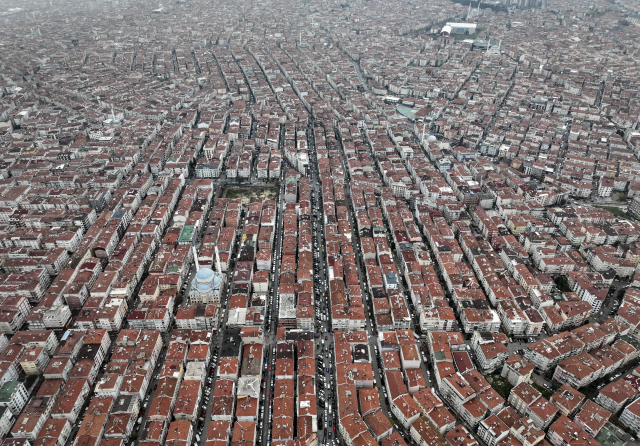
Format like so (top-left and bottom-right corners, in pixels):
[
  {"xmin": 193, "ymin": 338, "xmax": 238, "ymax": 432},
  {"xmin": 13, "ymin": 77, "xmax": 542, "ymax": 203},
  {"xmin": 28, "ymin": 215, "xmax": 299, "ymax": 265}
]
[
  {"xmin": 620, "ymin": 398, "xmax": 640, "ymax": 435},
  {"xmin": 38, "ymin": 418, "xmax": 73, "ymax": 446},
  {"xmin": 501, "ymin": 355, "xmax": 534, "ymax": 387},
  {"xmin": 549, "ymin": 385, "xmax": 585, "ymax": 417},
  {"xmin": 0, "ymin": 406, "xmax": 14, "ymax": 438},
  {"xmin": 173, "ymin": 380, "xmax": 202, "ymax": 423},
  {"xmin": 50, "ymin": 379, "xmax": 90, "ymax": 423},
  {"xmin": 19, "ymin": 347, "xmax": 50, "ymax": 375},
  {"xmin": 390, "ymin": 394, "xmax": 421, "ymax": 428},
  {"xmin": 507, "ymin": 383, "xmax": 540, "ymax": 417},
  {"xmin": 474, "ymin": 342, "xmax": 509, "ymax": 372},
  {"xmin": 547, "ymin": 415, "xmax": 599, "ymax": 446},
  {"xmin": 0, "ymin": 381, "xmax": 29, "ymax": 416},
  {"xmin": 525, "ymin": 397, "xmax": 557, "ymax": 430},
  {"xmin": 595, "ymin": 379, "xmax": 636, "ymax": 414},
  {"xmin": 552, "ymin": 352, "xmax": 604, "ymax": 389},
  {"xmin": 43, "ymin": 357, "xmax": 74, "ymax": 381},
  {"xmin": 477, "ymin": 414, "xmax": 510, "ymax": 446},
  {"xmin": 574, "ymin": 400, "xmax": 611, "ymax": 438}
]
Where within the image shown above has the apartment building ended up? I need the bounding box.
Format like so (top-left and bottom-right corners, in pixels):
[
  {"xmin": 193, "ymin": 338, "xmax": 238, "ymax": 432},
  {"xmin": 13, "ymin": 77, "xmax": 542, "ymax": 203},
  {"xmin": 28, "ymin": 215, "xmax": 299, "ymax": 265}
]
[
  {"xmin": 507, "ymin": 383, "xmax": 540, "ymax": 417},
  {"xmin": 501, "ymin": 355, "xmax": 534, "ymax": 387}
]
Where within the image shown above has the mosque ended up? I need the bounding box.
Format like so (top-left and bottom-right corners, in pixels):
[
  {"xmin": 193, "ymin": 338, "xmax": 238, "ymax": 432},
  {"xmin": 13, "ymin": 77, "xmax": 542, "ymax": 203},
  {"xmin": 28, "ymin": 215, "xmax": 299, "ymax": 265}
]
[{"xmin": 190, "ymin": 266, "xmax": 225, "ymax": 304}]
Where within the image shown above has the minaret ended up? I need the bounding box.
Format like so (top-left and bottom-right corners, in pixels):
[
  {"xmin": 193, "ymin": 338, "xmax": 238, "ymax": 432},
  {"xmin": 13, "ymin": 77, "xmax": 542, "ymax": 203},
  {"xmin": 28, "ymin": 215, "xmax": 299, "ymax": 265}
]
[
  {"xmin": 214, "ymin": 245, "xmax": 222, "ymax": 275},
  {"xmin": 192, "ymin": 246, "xmax": 200, "ymax": 272}
]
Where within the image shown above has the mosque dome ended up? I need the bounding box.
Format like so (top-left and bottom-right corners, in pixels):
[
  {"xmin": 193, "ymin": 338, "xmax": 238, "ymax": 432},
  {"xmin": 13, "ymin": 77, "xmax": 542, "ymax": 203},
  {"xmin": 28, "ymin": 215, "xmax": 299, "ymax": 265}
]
[
  {"xmin": 191, "ymin": 267, "xmax": 223, "ymax": 296},
  {"xmin": 196, "ymin": 268, "xmax": 214, "ymax": 283}
]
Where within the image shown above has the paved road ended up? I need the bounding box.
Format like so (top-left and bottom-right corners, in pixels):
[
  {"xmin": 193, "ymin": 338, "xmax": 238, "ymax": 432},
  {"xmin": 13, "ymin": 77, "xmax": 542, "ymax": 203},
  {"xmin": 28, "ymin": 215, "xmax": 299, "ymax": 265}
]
[
  {"xmin": 530, "ymin": 371, "xmax": 553, "ymax": 390},
  {"xmin": 307, "ymin": 124, "xmax": 335, "ymax": 442},
  {"xmin": 594, "ymin": 279, "xmax": 628, "ymax": 322},
  {"xmin": 260, "ymin": 164, "xmax": 287, "ymax": 445}
]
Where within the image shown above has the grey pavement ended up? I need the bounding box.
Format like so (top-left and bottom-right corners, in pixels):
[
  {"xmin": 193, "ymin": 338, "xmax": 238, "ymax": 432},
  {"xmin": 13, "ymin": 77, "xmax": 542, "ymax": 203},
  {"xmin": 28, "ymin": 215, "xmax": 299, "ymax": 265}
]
[{"xmin": 260, "ymin": 163, "xmax": 287, "ymax": 444}]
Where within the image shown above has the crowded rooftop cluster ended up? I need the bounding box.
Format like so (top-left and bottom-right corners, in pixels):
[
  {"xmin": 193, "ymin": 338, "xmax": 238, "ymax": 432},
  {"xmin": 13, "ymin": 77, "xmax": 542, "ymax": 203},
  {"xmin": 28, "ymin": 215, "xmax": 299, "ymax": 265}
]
[{"xmin": 2, "ymin": 0, "xmax": 640, "ymax": 445}]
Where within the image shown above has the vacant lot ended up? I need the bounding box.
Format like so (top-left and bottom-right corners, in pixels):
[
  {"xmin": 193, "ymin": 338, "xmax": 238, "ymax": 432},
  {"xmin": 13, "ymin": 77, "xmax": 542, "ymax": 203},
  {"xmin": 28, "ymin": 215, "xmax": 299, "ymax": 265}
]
[
  {"xmin": 222, "ymin": 184, "xmax": 279, "ymax": 203},
  {"xmin": 595, "ymin": 205, "xmax": 632, "ymax": 220}
]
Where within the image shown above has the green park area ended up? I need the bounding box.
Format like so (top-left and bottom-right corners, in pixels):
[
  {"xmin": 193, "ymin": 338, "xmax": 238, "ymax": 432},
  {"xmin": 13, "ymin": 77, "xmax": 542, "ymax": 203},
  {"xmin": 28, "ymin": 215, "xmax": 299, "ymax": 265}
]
[{"xmin": 488, "ymin": 373, "xmax": 513, "ymax": 399}]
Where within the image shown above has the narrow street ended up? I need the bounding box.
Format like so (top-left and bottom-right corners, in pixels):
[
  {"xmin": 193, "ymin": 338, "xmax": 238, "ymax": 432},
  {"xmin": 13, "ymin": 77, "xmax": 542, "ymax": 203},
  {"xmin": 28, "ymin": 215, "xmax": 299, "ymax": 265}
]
[
  {"xmin": 307, "ymin": 122, "xmax": 333, "ymax": 442},
  {"xmin": 260, "ymin": 167, "xmax": 287, "ymax": 445}
]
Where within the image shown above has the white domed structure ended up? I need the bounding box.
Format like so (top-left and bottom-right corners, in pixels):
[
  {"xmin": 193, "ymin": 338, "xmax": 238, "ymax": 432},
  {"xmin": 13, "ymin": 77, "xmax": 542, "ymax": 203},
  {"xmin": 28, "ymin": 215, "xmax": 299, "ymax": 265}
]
[
  {"xmin": 428, "ymin": 135, "xmax": 437, "ymax": 142},
  {"xmin": 440, "ymin": 25, "xmax": 452, "ymax": 37},
  {"xmin": 190, "ymin": 267, "xmax": 224, "ymax": 304}
]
